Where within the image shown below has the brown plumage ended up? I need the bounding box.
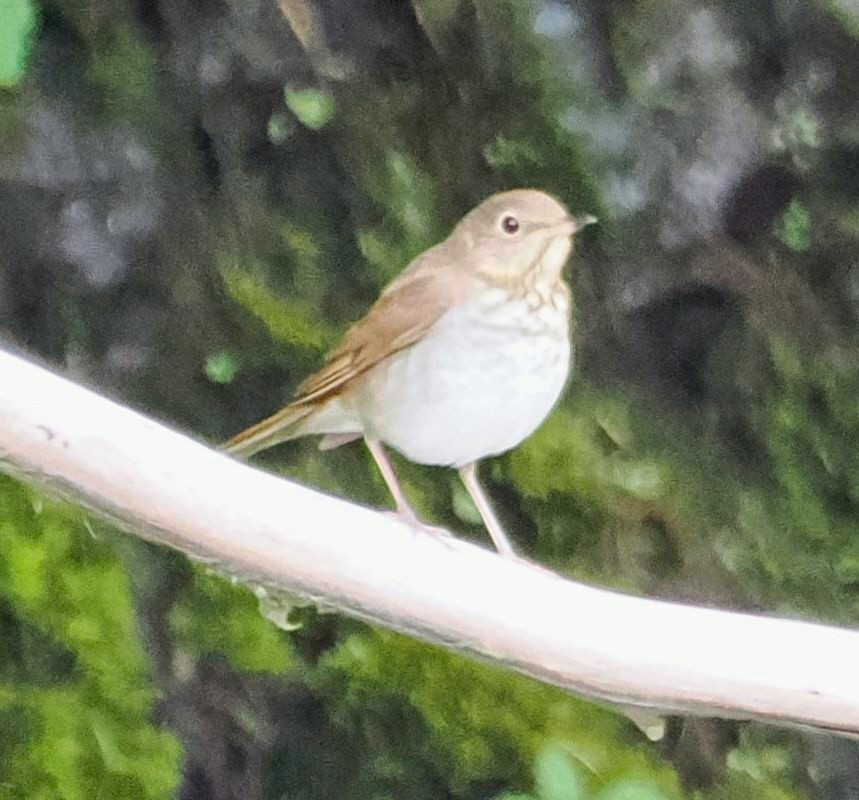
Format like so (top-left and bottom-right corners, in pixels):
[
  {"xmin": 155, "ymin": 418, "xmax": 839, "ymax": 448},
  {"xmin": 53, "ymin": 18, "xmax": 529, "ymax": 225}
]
[
  {"xmin": 224, "ymin": 240, "xmax": 478, "ymax": 456},
  {"xmin": 225, "ymin": 189, "xmax": 596, "ymax": 556}
]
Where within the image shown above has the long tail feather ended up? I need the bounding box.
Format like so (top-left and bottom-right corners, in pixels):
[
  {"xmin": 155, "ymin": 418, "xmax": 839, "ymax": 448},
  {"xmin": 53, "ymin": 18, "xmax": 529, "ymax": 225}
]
[{"xmin": 224, "ymin": 403, "xmax": 316, "ymax": 458}]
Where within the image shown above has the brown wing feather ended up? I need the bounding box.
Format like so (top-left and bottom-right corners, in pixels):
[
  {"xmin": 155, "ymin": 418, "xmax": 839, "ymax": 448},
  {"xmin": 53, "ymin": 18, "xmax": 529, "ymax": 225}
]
[
  {"xmin": 291, "ymin": 242, "xmax": 475, "ymax": 405},
  {"xmin": 223, "ymin": 402, "xmax": 315, "ymax": 455},
  {"xmin": 224, "ymin": 240, "xmax": 477, "ymax": 456}
]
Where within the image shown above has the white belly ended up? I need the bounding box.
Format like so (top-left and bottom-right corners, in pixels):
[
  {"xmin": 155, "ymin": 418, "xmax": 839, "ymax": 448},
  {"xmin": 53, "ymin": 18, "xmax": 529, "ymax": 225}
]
[{"xmin": 351, "ymin": 289, "xmax": 571, "ymax": 467}]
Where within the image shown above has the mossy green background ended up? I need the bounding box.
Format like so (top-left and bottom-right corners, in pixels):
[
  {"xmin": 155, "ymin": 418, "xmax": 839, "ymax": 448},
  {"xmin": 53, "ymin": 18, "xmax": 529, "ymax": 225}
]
[{"xmin": 1, "ymin": 0, "xmax": 858, "ymax": 798}]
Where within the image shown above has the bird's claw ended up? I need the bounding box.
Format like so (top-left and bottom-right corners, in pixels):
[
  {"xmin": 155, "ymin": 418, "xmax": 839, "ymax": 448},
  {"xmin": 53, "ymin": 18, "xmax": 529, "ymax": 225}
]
[{"xmin": 383, "ymin": 510, "xmax": 459, "ymax": 549}]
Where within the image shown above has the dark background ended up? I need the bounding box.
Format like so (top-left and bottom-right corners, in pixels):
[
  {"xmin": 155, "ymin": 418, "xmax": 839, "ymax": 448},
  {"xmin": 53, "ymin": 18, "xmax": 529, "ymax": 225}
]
[{"xmin": 1, "ymin": 1, "xmax": 859, "ymax": 798}]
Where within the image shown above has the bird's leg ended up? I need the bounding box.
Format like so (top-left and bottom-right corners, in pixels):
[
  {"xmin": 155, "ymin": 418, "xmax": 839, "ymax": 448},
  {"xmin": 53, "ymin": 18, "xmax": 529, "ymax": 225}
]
[
  {"xmin": 458, "ymin": 462, "xmax": 517, "ymax": 558},
  {"xmin": 364, "ymin": 438, "xmax": 418, "ymax": 519},
  {"xmin": 365, "ymin": 439, "xmax": 453, "ymax": 541}
]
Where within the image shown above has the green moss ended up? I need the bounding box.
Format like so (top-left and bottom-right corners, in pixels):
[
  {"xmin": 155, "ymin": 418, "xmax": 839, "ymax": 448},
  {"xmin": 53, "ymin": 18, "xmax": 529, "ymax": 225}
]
[
  {"xmin": 315, "ymin": 630, "xmax": 682, "ymax": 797},
  {"xmin": 0, "ymin": 477, "xmax": 182, "ymax": 799},
  {"xmin": 169, "ymin": 569, "xmax": 296, "ymax": 674},
  {"xmin": 222, "ymin": 265, "xmax": 337, "ymax": 351}
]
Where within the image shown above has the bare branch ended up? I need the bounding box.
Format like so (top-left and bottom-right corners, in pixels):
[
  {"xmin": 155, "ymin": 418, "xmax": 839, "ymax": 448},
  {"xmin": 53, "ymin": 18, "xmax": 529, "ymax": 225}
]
[{"xmin": 0, "ymin": 348, "xmax": 857, "ymax": 735}]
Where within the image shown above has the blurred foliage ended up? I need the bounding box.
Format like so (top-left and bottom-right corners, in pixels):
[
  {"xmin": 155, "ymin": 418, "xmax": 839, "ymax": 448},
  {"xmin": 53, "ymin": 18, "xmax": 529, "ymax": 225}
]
[
  {"xmin": 284, "ymin": 88, "xmax": 336, "ymax": 131},
  {"xmin": 0, "ymin": 477, "xmax": 181, "ymax": 799},
  {"xmin": 0, "ymin": 0, "xmax": 37, "ymax": 87},
  {"xmin": 312, "ymin": 631, "xmax": 682, "ymax": 797},
  {"xmin": 494, "ymin": 743, "xmax": 674, "ymax": 800},
  {"xmin": 775, "ymin": 200, "xmax": 812, "ymax": 253},
  {"xmin": 169, "ymin": 570, "xmax": 296, "ymax": 675},
  {"xmin": 204, "ymin": 351, "xmax": 240, "ymax": 385},
  {"xmin": 1, "ymin": 0, "xmax": 858, "ymax": 798}
]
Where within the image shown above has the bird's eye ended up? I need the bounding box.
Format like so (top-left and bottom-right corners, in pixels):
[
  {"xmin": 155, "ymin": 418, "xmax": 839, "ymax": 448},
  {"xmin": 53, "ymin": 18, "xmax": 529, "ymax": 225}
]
[{"xmin": 500, "ymin": 215, "xmax": 520, "ymax": 235}]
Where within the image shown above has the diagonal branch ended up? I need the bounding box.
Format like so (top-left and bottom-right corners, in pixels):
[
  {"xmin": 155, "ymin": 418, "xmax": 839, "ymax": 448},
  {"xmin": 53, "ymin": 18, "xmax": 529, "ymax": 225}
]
[{"xmin": 0, "ymin": 347, "xmax": 857, "ymax": 735}]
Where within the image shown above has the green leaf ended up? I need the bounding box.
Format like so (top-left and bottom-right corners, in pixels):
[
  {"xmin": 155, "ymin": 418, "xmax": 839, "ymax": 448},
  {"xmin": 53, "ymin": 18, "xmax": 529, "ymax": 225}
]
[
  {"xmin": 204, "ymin": 351, "xmax": 240, "ymax": 384},
  {"xmin": 267, "ymin": 111, "xmax": 294, "ymax": 144},
  {"xmin": 284, "ymin": 87, "xmax": 336, "ymax": 130},
  {"xmin": 0, "ymin": 0, "xmax": 38, "ymax": 86},
  {"xmin": 534, "ymin": 745, "xmax": 585, "ymax": 800},
  {"xmin": 775, "ymin": 199, "xmax": 811, "ymax": 252}
]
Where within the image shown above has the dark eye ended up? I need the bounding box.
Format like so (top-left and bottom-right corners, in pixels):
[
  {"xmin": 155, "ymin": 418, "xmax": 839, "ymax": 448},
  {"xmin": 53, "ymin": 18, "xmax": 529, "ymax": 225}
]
[{"xmin": 501, "ymin": 215, "xmax": 520, "ymax": 235}]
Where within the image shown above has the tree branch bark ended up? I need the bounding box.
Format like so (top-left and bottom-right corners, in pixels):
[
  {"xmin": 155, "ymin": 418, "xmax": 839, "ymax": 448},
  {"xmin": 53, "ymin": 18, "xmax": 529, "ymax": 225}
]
[{"xmin": 0, "ymin": 347, "xmax": 857, "ymax": 735}]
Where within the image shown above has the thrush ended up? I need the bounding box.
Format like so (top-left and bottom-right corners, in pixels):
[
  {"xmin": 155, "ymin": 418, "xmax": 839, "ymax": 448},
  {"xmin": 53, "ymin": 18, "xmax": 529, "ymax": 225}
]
[{"xmin": 226, "ymin": 189, "xmax": 596, "ymax": 557}]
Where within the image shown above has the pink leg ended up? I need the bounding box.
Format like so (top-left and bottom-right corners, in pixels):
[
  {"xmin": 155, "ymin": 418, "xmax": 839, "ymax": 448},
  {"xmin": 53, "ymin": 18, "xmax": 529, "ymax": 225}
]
[
  {"xmin": 364, "ymin": 438, "xmax": 418, "ymax": 519},
  {"xmin": 458, "ymin": 462, "xmax": 517, "ymax": 558},
  {"xmin": 365, "ymin": 438, "xmax": 453, "ymax": 541}
]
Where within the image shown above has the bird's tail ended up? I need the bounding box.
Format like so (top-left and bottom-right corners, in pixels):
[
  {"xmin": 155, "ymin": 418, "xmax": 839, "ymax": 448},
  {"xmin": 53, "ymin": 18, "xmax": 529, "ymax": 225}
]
[{"xmin": 223, "ymin": 402, "xmax": 316, "ymax": 458}]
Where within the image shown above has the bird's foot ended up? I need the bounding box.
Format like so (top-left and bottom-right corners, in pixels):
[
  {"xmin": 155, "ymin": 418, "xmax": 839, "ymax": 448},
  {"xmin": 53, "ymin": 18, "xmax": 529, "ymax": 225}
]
[
  {"xmin": 383, "ymin": 510, "xmax": 458, "ymax": 548},
  {"xmin": 383, "ymin": 510, "xmax": 533, "ymax": 561}
]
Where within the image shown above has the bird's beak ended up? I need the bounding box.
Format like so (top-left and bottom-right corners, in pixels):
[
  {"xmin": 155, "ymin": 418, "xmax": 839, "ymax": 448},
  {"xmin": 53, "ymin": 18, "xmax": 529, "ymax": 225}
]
[
  {"xmin": 562, "ymin": 213, "xmax": 598, "ymax": 235},
  {"xmin": 545, "ymin": 213, "xmax": 598, "ymax": 236}
]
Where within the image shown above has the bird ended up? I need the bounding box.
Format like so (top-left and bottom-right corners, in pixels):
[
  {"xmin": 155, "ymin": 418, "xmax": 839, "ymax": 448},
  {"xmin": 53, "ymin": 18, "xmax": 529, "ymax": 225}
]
[{"xmin": 225, "ymin": 189, "xmax": 596, "ymax": 557}]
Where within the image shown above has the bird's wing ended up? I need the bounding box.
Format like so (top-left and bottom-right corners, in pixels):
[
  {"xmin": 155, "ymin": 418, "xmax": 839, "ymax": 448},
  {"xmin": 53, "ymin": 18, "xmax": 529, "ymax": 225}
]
[
  {"xmin": 223, "ymin": 243, "xmax": 476, "ymax": 456},
  {"xmin": 292, "ymin": 243, "xmax": 475, "ymax": 405}
]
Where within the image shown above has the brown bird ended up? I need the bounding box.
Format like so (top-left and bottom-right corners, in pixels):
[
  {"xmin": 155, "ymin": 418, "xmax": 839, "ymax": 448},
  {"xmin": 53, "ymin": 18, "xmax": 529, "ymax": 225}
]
[{"xmin": 226, "ymin": 189, "xmax": 595, "ymax": 557}]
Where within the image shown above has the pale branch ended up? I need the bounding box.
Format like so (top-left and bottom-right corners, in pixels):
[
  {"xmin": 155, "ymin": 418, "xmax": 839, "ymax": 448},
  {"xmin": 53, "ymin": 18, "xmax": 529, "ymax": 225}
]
[{"xmin": 0, "ymin": 347, "xmax": 858, "ymax": 736}]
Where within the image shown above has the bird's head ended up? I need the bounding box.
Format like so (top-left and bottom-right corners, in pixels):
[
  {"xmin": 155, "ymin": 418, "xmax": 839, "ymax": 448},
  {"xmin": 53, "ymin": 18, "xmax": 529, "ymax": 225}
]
[{"xmin": 451, "ymin": 189, "xmax": 596, "ymax": 291}]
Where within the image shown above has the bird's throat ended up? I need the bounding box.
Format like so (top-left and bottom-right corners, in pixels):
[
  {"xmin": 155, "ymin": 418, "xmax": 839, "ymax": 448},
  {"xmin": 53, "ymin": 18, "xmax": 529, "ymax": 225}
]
[{"xmin": 478, "ymin": 235, "xmax": 572, "ymax": 311}]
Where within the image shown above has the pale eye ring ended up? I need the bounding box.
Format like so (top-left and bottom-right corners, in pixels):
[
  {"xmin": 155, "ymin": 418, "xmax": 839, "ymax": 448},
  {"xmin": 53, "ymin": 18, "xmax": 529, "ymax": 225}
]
[{"xmin": 500, "ymin": 214, "xmax": 520, "ymax": 235}]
